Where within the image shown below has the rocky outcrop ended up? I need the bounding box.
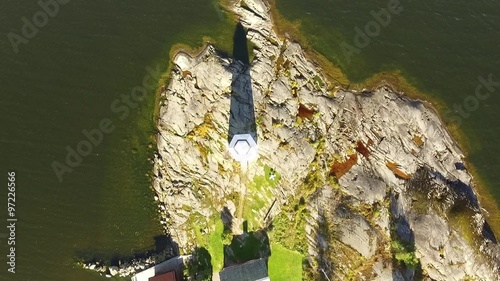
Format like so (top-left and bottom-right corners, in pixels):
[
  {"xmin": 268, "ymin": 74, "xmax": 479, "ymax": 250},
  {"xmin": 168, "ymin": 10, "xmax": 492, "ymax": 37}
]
[
  {"xmin": 79, "ymin": 247, "xmax": 176, "ymax": 278},
  {"xmin": 154, "ymin": 0, "xmax": 500, "ymax": 280},
  {"xmin": 81, "ymin": 260, "xmax": 150, "ymax": 278}
]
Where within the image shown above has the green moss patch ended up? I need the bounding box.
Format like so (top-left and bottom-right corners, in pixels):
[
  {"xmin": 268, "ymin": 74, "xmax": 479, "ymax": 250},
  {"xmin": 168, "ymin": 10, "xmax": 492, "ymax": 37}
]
[
  {"xmin": 193, "ymin": 217, "xmax": 226, "ymax": 272},
  {"xmin": 391, "ymin": 240, "xmax": 419, "ymax": 269},
  {"xmin": 269, "ymin": 200, "xmax": 309, "ymax": 255},
  {"xmin": 243, "ymin": 165, "xmax": 281, "ymax": 230},
  {"xmin": 268, "ymin": 243, "xmax": 303, "ymax": 281}
]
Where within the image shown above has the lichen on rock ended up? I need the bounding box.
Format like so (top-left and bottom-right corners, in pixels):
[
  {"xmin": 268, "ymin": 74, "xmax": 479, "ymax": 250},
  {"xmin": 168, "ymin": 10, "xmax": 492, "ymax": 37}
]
[{"xmin": 153, "ymin": 0, "xmax": 500, "ymax": 280}]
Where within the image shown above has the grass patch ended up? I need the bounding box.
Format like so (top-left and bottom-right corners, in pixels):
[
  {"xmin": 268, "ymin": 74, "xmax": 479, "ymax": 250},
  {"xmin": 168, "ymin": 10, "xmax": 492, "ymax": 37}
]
[
  {"xmin": 208, "ymin": 220, "xmax": 225, "ymax": 271},
  {"xmin": 391, "ymin": 240, "xmax": 419, "ymax": 269},
  {"xmin": 269, "ymin": 200, "xmax": 309, "ymax": 255},
  {"xmin": 268, "ymin": 243, "xmax": 303, "ymax": 281},
  {"xmin": 264, "ymin": 165, "xmax": 281, "ymax": 187},
  {"xmin": 193, "ymin": 217, "xmax": 225, "ymax": 272},
  {"xmin": 225, "ymin": 231, "xmax": 270, "ymax": 264},
  {"xmin": 243, "ymin": 197, "xmax": 267, "ymax": 230},
  {"xmin": 313, "ymin": 75, "xmax": 325, "ymax": 87},
  {"xmin": 243, "ymin": 165, "xmax": 281, "ymax": 230}
]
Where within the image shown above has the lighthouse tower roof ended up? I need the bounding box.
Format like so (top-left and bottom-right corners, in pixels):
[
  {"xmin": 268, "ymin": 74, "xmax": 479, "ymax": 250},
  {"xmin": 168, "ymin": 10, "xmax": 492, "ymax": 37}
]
[{"xmin": 228, "ymin": 134, "xmax": 258, "ymax": 164}]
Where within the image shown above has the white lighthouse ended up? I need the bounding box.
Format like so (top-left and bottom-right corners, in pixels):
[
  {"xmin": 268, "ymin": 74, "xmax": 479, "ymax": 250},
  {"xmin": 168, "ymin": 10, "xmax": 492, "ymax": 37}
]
[{"xmin": 228, "ymin": 133, "xmax": 258, "ymax": 167}]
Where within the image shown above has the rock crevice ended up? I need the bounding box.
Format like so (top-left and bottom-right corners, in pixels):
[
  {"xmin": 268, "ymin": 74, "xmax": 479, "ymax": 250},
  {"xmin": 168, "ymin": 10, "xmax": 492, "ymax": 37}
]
[{"xmin": 154, "ymin": 0, "xmax": 500, "ymax": 280}]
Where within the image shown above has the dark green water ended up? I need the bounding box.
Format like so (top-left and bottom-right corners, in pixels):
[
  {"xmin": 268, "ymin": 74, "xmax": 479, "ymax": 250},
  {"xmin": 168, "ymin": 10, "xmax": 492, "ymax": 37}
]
[
  {"xmin": 0, "ymin": 1, "xmax": 235, "ymax": 280},
  {"xmin": 1, "ymin": 0, "xmax": 499, "ymax": 280},
  {"xmin": 276, "ymin": 0, "xmax": 500, "ymax": 202}
]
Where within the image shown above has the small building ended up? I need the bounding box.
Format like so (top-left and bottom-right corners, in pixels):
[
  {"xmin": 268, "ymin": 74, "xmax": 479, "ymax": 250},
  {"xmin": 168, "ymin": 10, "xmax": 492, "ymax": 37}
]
[
  {"xmin": 131, "ymin": 256, "xmax": 186, "ymax": 281},
  {"xmin": 219, "ymin": 258, "xmax": 270, "ymax": 281},
  {"xmin": 228, "ymin": 134, "xmax": 258, "ymax": 167},
  {"xmin": 148, "ymin": 271, "xmax": 178, "ymax": 281}
]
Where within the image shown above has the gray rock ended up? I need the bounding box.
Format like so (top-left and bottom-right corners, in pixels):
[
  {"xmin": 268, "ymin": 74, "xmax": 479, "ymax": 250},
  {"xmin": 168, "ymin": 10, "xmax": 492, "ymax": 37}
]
[
  {"xmin": 339, "ymin": 163, "xmax": 386, "ymax": 204},
  {"xmin": 108, "ymin": 266, "xmax": 119, "ymax": 276},
  {"xmin": 334, "ymin": 207, "xmax": 378, "ymax": 259},
  {"xmin": 152, "ymin": 0, "xmax": 500, "ymax": 279}
]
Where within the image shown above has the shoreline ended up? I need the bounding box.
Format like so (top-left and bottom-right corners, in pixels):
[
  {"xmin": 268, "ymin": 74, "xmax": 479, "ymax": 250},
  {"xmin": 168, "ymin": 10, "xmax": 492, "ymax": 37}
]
[
  {"xmin": 264, "ymin": 0, "xmax": 500, "ymax": 236},
  {"xmin": 152, "ymin": 0, "xmax": 500, "ymax": 278},
  {"xmin": 152, "ymin": 43, "xmax": 213, "ymax": 121},
  {"xmin": 152, "ymin": 0, "xmax": 500, "ymax": 238}
]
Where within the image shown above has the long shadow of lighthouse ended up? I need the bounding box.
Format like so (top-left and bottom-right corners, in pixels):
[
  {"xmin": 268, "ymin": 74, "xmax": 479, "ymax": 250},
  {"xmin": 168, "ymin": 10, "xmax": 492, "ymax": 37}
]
[{"xmin": 227, "ymin": 22, "xmax": 257, "ymax": 143}]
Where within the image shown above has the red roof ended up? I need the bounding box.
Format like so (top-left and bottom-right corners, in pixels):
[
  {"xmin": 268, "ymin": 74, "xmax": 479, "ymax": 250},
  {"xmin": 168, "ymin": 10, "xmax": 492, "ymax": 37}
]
[{"xmin": 149, "ymin": 271, "xmax": 177, "ymax": 281}]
